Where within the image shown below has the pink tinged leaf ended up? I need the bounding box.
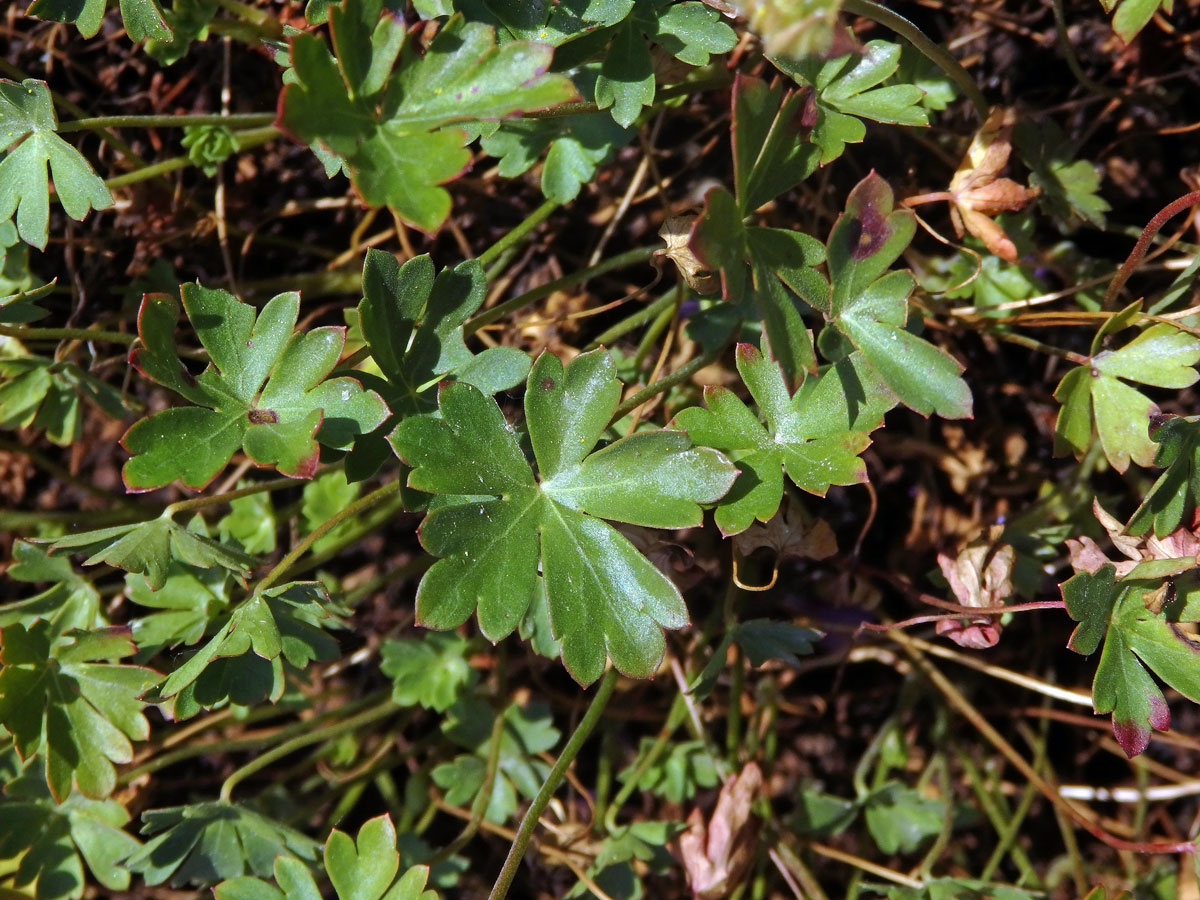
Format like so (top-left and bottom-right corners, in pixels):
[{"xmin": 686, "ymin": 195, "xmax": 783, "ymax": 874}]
[
  {"xmin": 935, "ymin": 617, "xmax": 1001, "ymax": 649},
  {"xmin": 1113, "ymin": 716, "xmax": 1152, "ymax": 758}
]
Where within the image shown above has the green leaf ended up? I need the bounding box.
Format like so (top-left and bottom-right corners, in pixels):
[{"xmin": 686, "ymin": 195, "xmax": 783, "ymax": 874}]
[
  {"xmin": 1127, "ymin": 415, "xmax": 1200, "ymax": 537},
  {"xmin": 1053, "ymin": 323, "xmax": 1200, "ymax": 472},
  {"xmin": 216, "ymin": 816, "xmax": 437, "ymax": 900},
  {"xmin": 0, "ymin": 767, "xmax": 142, "ymax": 900},
  {"xmin": 674, "ymin": 344, "xmax": 878, "ymax": 534},
  {"xmin": 0, "ymin": 621, "xmax": 161, "ymax": 800},
  {"xmin": 280, "ymin": 6, "xmax": 577, "ymax": 231},
  {"xmin": 1101, "ymin": 0, "xmax": 1168, "ymax": 43},
  {"xmin": 648, "ymin": 1, "xmax": 737, "ymax": 67},
  {"xmin": 122, "ymin": 285, "xmax": 388, "ymax": 490},
  {"xmin": 617, "ymin": 738, "xmax": 719, "ymax": 804},
  {"xmin": 0, "ymin": 354, "xmax": 127, "ymax": 446},
  {"xmin": 144, "ymin": 0, "xmax": 218, "ymax": 65},
  {"xmin": 863, "ymin": 782, "xmax": 946, "ymax": 855},
  {"xmin": 347, "ymin": 250, "xmax": 530, "ymax": 481},
  {"xmin": 480, "ymin": 110, "xmax": 633, "ymax": 203},
  {"xmin": 733, "ymin": 619, "xmax": 822, "ymax": 667},
  {"xmin": 158, "ymin": 582, "xmax": 344, "ymax": 707},
  {"xmin": 0, "ymin": 541, "xmax": 104, "ymax": 636},
  {"xmin": 594, "ymin": 20, "xmax": 655, "ymax": 128},
  {"xmin": 125, "ymin": 563, "xmax": 230, "ymax": 658},
  {"xmin": 825, "ymin": 172, "xmax": 972, "ymax": 419},
  {"xmin": 181, "ymin": 124, "xmax": 236, "ymax": 175},
  {"xmin": 434, "ymin": 698, "xmax": 559, "ymax": 824},
  {"xmin": 40, "ymin": 515, "xmax": 256, "ymax": 591},
  {"xmin": 218, "ymin": 489, "xmax": 278, "ymax": 555},
  {"xmin": 1015, "ymin": 119, "xmax": 1109, "ymax": 230},
  {"xmin": 390, "ymin": 349, "xmax": 736, "ymax": 684},
  {"xmin": 775, "ymin": 40, "xmax": 928, "ymax": 165},
  {"xmin": 0, "ymin": 79, "xmax": 113, "ymax": 249},
  {"xmin": 380, "ymin": 632, "xmax": 477, "ymax": 712},
  {"xmin": 301, "ymin": 470, "xmax": 360, "ymax": 553},
  {"xmin": 731, "ymin": 75, "xmax": 820, "ymax": 215},
  {"xmin": 689, "ymin": 182, "xmax": 827, "ymax": 385},
  {"xmin": 0, "ymin": 281, "xmax": 54, "ymax": 324},
  {"xmin": 27, "ymin": 0, "xmax": 170, "ymax": 41},
  {"xmin": 126, "ymin": 802, "xmax": 319, "ymax": 888},
  {"xmin": 1062, "ymin": 563, "xmax": 1200, "ymax": 757},
  {"xmin": 474, "ymin": 0, "xmax": 635, "ymax": 45}
]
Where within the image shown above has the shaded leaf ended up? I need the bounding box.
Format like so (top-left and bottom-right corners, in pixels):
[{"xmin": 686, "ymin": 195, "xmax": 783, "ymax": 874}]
[
  {"xmin": 0, "ymin": 621, "xmax": 161, "ymax": 800},
  {"xmin": 158, "ymin": 582, "xmax": 345, "ymax": 708},
  {"xmin": 380, "ymin": 632, "xmax": 477, "ymax": 712},
  {"xmin": 1062, "ymin": 561, "xmax": 1200, "ymax": 757},
  {"xmin": 126, "ymin": 802, "xmax": 319, "ymax": 888},
  {"xmin": 40, "ymin": 515, "xmax": 256, "ymax": 591}
]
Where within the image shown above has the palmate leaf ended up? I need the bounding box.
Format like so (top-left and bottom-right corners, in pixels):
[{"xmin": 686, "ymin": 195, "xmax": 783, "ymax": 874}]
[
  {"xmin": 279, "ymin": 1, "xmax": 577, "ymax": 231},
  {"xmin": 0, "ymin": 79, "xmax": 113, "ymax": 249},
  {"xmin": 215, "ymin": 815, "xmax": 438, "ymax": 900},
  {"xmin": 595, "ymin": 3, "xmax": 736, "ymax": 127},
  {"xmin": 0, "ymin": 621, "xmax": 161, "ymax": 800},
  {"xmin": 389, "ymin": 349, "xmax": 737, "ymax": 684},
  {"xmin": 674, "ymin": 344, "xmax": 889, "ymax": 535},
  {"xmin": 122, "ymin": 284, "xmax": 388, "ymax": 491},
  {"xmin": 1062, "ymin": 561, "xmax": 1200, "ymax": 757},
  {"xmin": 434, "ymin": 698, "xmax": 559, "ymax": 825},
  {"xmin": 125, "ymin": 802, "xmax": 319, "ymax": 889},
  {"xmin": 1054, "ymin": 319, "xmax": 1200, "ymax": 473},
  {"xmin": 775, "ymin": 40, "xmax": 928, "ymax": 165},
  {"xmin": 26, "ymin": 0, "xmax": 170, "ymax": 40},
  {"xmin": 125, "ymin": 562, "xmax": 231, "ymax": 658},
  {"xmin": 0, "ymin": 766, "xmax": 142, "ymax": 900},
  {"xmin": 462, "ymin": 0, "xmax": 635, "ymax": 45},
  {"xmin": 1127, "ymin": 415, "xmax": 1200, "ymax": 538},
  {"xmin": 158, "ymin": 582, "xmax": 345, "ymax": 712},
  {"xmin": 380, "ymin": 632, "xmax": 477, "ymax": 713},
  {"xmin": 822, "ymin": 171, "xmax": 972, "ymax": 419},
  {"xmin": 40, "ymin": 514, "xmax": 256, "ymax": 591},
  {"xmin": 0, "ymin": 541, "xmax": 104, "ymax": 636},
  {"xmin": 346, "ymin": 250, "xmax": 529, "ymax": 480},
  {"xmin": 0, "ymin": 354, "xmax": 128, "ymax": 446}
]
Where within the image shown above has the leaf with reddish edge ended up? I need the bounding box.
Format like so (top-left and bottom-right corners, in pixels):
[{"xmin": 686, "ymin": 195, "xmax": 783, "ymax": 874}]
[
  {"xmin": 122, "ymin": 284, "xmax": 387, "ymax": 492},
  {"xmin": 731, "ymin": 75, "xmax": 818, "ymax": 216},
  {"xmin": 673, "ymin": 344, "xmax": 884, "ymax": 535},
  {"xmin": 826, "ymin": 171, "xmax": 972, "ymax": 419},
  {"xmin": 279, "ymin": 3, "xmax": 577, "ymax": 231},
  {"xmin": 1062, "ymin": 562, "xmax": 1200, "ymax": 757}
]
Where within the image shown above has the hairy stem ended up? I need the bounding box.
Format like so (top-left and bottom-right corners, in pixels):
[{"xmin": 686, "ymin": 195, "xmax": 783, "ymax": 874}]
[{"xmin": 1103, "ymin": 191, "xmax": 1200, "ymax": 308}]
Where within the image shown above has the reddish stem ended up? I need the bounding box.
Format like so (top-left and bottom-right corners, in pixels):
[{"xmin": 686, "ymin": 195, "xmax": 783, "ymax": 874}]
[{"xmin": 1103, "ymin": 190, "xmax": 1200, "ymax": 308}]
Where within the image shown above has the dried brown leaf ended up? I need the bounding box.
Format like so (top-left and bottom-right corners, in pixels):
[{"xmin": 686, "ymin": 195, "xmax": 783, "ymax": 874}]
[{"xmin": 678, "ymin": 762, "xmax": 762, "ymax": 900}]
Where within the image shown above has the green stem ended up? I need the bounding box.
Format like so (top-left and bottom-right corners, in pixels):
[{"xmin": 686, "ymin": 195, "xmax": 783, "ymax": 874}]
[
  {"xmin": 103, "ymin": 126, "xmax": 280, "ymax": 191},
  {"xmin": 252, "ymin": 480, "xmax": 401, "ymax": 596},
  {"xmin": 608, "ymin": 337, "xmax": 729, "ymax": 424},
  {"xmin": 584, "ymin": 289, "xmax": 678, "ymax": 351},
  {"xmin": 219, "ymin": 698, "xmax": 399, "ymax": 802},
  {"xmin": 467, "ymin": 245, "xmax": 658, "ymax": 336},
  {"xmin": 0, "ymin": 324, "xmax": 134, "ymax": 344},
  {"xmin": 121, "ymin": 691, "xmax": 378, "ymax": 785},
  {"xmin": 164, "ymin": 474, "xmax": 302, "ymax": 518},
  {"xmin": 477, "ymin": 199, "xmax": 559, "ymax": 270},
  {"xmin": 488, "ymin": 669, "xmax": 618, "ymax": 900},
  {"xmin": 842, "ymin": 0, "xmax": 989, "ymax": 120},
  {"xmin": 58, "ymin": 113, "xmax": 276, "ymax": 133},
  {"xmin": 432, "ymin": 699, "xmax": 507, "ymax": 863}
]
